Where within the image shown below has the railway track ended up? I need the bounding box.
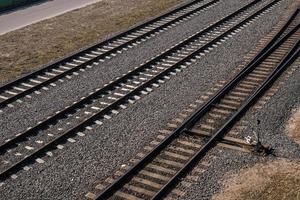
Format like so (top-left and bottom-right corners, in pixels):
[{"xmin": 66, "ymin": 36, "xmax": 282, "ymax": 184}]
[
  {"xmin": 92, "ymin": 10, "xmax": 300, "ymax": 200},
  {"xmin": 0, "ymin": 0, "xmax": 287, "ymax": 181},
  {"xmin": 0, "ymin": 0, "xmax": 220, "ymax": 109}
]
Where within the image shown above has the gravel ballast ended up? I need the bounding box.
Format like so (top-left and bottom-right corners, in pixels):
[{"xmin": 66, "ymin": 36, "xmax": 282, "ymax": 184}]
[
  {"xmin": 0, "ymin": 0, "xmax": 253, "ymax": 143},
  {"xmin": 0, "ymin": 0, "xmax": 296, "ymax": 199},
  {"xmin": 0, "ymin": 0, "xmax": 188, "ymax": 83},
  {"xmin": 180, "ymin": 54, "xmax": 300, "ymax": 200}
]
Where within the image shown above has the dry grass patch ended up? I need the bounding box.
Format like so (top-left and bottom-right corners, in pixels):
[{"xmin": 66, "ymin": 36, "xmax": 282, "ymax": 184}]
[
  {"xmin": 213, "ymin": 159, "xmax": 300, "ymax": 200},
  {"xmin": 0, "ymin": 0, "xmax": 185, "ymax": 83},
  {"xmin": 286, "ymin": 107, "xmax": 300, "ymax": 144}
]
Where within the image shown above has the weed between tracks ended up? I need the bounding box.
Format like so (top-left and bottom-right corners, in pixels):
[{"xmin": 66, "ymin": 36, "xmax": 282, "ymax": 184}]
[{"xmin": 0, "ymin": 0, "xmax": 185, "ymax": 83}]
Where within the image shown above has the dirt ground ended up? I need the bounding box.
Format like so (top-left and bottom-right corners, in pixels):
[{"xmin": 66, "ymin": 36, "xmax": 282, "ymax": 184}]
[
  {"xmin": 213, "ymin": 159, "xmax": 300, "ymax": 200},
  {"xmin": 0, "ymin": 0, "xmax": 185, "ymax": 83},
  {"xmin": 286, "ymin": 107, "xmax": 300, "ymax": 144}
]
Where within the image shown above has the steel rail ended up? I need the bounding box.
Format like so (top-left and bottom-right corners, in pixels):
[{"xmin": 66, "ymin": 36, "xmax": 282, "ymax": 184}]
[
  {"xmin": 151, "ymin": 38, "xmax": 300, "ymax": 200},
  {"xmin": 244, "ymin": 9, "xmax": 299, "ymax": 68},
  {"xmin": 0, "ymin": 0, "xmax": 278, "ymax": 181},
  {"xmin": 0, "ymin": 0, "xmax": 219, "ymax": 108},
  {"xmin": 0, "ymin": 0, "xmax": 265, "ymax": 153},
  {"xmin": 94, "ymin": 18, "xmax": 299, "ymax": 200}
]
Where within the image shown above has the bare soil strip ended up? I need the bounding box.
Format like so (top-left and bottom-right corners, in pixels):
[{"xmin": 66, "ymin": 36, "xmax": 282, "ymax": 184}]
[
  {"xmin": 0, "ymin": 0, "xmax": 185, "ymax": 83},
  {"xmin": 213, "ymin": 159, "xmax": 300, "ymax": 200},
  {"xmin": 286, "ymin": 107, "xmax": 300, "ymax": 145}
]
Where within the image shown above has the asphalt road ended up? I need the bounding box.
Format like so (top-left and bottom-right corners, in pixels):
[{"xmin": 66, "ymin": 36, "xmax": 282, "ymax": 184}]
[
  {"xmin": 0, "ymin": 0, "xmax": 102, "ymax": 35},
  {"xmin": 0, "ymin": 0, "xmax": 297, "ymax": 199}
]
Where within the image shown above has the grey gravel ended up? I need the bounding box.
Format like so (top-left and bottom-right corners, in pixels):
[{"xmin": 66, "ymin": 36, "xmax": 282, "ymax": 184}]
[
  {"xmin": 238, "ymin": 63, "xmax": 300, "ymax": 159},
  {"xmin": 0, "ymin": 0, "xmax": 254, "ymax": 142},
  {"xmin": 180, "ymin": 59, "xmax": 300, "ymax": 200},
  {"xmin": 0, "ymin": 0, "xmax": 295, "ymax": 199}
]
